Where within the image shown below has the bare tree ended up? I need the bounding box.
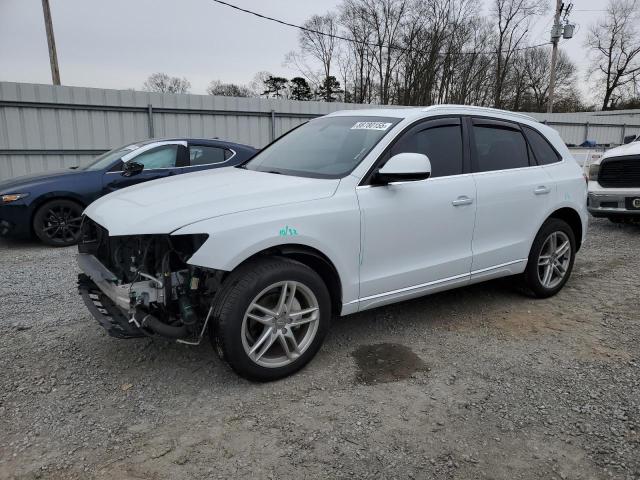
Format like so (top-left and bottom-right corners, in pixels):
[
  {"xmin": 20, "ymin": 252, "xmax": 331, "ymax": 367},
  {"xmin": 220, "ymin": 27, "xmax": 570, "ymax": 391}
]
[
  {"xmin": 248, "ymin": 71, "xmax": 274, "ymax": 95},
  {"xmin": 207, "ymin": 80, "xmax": 253, "ymax": 97},
  {"xmin": 299, "ymin": 13, "xmax": 339, "ymax": 101},
  {"xmin": 281, "ymin": 0, "xmax": 590, "ymax": 111},
  {"xmin": 585, "ymin": 0, "xmax": 640, "ymax": 110},
  {"xmin": 340, "ymin": 0, "xmax": 376, "ymax": 102},
  {"xmin": 361, "ymin": 0, "xmax": 409, "ymax": 104},
  {"xmin": 143, "ymin": 73, "xmax": 190, "ymax": 94},
  {"xmin": 523, "ymin": 48, "xmax": 576, "ymax": 111},
  {"xmin": 491, "ymin": 0, "xmax": 543, "ymax": 108}
]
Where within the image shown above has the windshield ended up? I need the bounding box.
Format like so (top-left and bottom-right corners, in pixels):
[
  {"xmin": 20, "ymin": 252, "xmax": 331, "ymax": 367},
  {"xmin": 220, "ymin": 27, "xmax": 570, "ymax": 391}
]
[
  {"xmin": 244, "ymin": 115, "xmax": 401, "ymax": 178},
  {"xmin": 81, "ymin": 143, "xmax": 141, "ymax": 171}
]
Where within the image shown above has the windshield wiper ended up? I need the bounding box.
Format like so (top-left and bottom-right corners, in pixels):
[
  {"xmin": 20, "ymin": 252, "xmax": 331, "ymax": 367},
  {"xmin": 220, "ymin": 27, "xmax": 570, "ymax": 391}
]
[{"xmin": 265, "ymin": 170, "xmax": 282, "ymax": 175}]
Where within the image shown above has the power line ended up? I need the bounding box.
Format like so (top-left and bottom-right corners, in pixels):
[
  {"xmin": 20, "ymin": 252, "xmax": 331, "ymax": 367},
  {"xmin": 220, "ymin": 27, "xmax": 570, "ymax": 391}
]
[{"xmin": 210, "ymin": 0, "xmax": 551, "ymax": 56}]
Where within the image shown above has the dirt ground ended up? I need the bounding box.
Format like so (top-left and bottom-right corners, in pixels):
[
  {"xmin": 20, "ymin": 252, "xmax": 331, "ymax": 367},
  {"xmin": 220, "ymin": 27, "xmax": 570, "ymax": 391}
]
[{"xmin": 0, "ymin": 218, "xmax": 638, "ymax": 480}]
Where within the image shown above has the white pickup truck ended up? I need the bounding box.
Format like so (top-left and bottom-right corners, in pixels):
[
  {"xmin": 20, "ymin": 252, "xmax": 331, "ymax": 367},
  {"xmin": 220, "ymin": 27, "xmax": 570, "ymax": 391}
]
[{"xmin": 587, "ymin": 140, "xmax": 640, "ymax": 223}]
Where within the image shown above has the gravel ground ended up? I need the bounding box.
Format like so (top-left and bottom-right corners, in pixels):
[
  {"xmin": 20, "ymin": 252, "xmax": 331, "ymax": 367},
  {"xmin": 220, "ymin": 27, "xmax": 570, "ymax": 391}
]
[{"xmin": 0, "ymin": 218, "xmax": 639, "ymax": 480}]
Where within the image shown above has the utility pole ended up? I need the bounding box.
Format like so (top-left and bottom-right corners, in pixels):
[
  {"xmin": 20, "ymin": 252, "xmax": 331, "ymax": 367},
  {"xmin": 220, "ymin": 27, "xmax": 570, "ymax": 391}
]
[
  {"xmin": 41, "ymin": 0, "xmax": 61, "ymax": 85},
  {"xmin": 547, "ymin": 1, "xmax": 573, "ymax": 113}
]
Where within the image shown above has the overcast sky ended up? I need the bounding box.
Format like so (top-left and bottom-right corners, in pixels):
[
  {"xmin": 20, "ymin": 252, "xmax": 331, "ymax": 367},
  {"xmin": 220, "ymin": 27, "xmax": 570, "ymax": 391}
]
[{"xmin": 0, "ymin": 0, "xmax": 607, "ymax": 98}]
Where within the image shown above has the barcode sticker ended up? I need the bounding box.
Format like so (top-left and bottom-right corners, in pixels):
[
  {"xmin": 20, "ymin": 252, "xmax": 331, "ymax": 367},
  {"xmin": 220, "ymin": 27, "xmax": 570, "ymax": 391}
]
[{"xmin": 351, "ymin": 121, "xmax": 393, "ymax": 131}]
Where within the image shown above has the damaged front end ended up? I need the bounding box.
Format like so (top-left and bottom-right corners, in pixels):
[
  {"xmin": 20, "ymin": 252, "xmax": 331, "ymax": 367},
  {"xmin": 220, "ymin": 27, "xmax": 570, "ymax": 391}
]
[{"xmin": 77, "ymin": 216, "xmax": 220, "ymax": 343}]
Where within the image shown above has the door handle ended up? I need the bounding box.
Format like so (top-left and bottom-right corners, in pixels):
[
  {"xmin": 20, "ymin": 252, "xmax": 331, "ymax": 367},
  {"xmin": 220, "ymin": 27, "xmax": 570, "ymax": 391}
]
[
  {"xmin": 452, "ymin": 195, "xmax": 473, "ymax": 206},
  {"xmin": 534, "ymin": 186, "xmax": 551, "ymax": 195}
]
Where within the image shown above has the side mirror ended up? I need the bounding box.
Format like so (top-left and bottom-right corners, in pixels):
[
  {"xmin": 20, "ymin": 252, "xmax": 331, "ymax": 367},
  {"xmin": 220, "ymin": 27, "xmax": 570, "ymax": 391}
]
[
  {"xmin": 122, "ymin": 161, "xmax": 144, "ymax": 177},
  {"xmin": 623, "ymin": 134, "xmax": 637, "ymax": 145},
  {"xmin": 375, "ymin": 152, "xmax": 432, "ymax": 184}
]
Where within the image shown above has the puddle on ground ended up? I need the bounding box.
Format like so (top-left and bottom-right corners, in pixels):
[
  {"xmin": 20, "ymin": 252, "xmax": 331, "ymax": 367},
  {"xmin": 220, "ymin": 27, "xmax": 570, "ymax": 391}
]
[{"xmin": 352, "ymin": 343, "xmax": 427, "ymax": 385}]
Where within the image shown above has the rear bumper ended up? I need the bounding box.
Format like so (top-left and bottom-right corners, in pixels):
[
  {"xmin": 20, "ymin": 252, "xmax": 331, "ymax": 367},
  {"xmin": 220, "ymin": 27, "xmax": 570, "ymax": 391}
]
[{"xmin": 587, "ymin": 192, "xmax": 640, "ymax": 217}]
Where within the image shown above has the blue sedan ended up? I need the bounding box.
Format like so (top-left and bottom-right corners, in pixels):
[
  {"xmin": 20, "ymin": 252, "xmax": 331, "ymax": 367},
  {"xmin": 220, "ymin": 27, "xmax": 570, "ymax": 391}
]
[{"xmin": 0, "ymin": 138, "xmax": 256, "ymax": 246}]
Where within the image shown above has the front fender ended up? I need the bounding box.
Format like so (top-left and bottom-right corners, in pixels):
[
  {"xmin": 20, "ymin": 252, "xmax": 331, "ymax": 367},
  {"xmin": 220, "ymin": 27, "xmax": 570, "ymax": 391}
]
[{"xmin": 173, "ymin": 194, "xmax": 361, "ymax": 308}]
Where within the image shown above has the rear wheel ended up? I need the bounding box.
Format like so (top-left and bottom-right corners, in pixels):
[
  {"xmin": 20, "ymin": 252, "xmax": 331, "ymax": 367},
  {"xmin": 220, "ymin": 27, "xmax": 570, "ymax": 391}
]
[
  {"xmin": 523, "ymin": 218, "xmax": 576, "ymax": 298},
  {"xmin": 33, "ymin": 199, "xmax": 84, "ymax": 247},
  {"xmin": 211, "ymin": 257, "xmax": 331, "ymax": 381}
]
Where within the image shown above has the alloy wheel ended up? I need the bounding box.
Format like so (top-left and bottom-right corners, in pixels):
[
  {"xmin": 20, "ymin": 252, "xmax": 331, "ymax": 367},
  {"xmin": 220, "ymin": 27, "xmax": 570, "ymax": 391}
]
[
  {"xmin": 241, "ymin": 281, "xmax": 320, "ymax": 368},
  {"xmin": 537, "ymin": 231, "xmax": 571, "ymax": 289},
  {"xmin": 40, "ymin": 204, "xmax": 83, "ymax": 244}
]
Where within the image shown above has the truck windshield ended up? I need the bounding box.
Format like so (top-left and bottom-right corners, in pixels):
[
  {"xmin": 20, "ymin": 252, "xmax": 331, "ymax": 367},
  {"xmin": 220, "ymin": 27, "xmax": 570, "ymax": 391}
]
[{"xmin": 244, "ymin": 116, "xmax": 401, "ymax": 178}]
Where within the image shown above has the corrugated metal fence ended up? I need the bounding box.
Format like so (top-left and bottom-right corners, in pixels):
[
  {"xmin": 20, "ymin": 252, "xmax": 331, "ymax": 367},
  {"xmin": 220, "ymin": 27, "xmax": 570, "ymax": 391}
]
[
  {"xmin": 2, "ymin": 81, "xmax": 640, "ymax": 181},
  {"xmin": 528, "ymin": 111, "xmax": 640, "ymax": 146},
  {"xmin": 0, "ymin": 82, "xmax": 375, "ymax": 180}
]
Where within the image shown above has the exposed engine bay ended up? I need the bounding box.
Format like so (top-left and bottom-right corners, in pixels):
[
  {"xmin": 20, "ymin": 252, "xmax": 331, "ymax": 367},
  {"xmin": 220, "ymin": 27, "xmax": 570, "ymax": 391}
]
[{"xmin": 77, "ymin": 216, "xmax": 219, "ymax": 342}]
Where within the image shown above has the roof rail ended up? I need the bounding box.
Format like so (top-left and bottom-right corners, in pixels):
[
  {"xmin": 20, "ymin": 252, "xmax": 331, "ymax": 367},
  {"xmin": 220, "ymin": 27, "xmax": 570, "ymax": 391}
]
[{"xmin": 422, "ymin": 104, "xmax": 538, "ymax": 122}]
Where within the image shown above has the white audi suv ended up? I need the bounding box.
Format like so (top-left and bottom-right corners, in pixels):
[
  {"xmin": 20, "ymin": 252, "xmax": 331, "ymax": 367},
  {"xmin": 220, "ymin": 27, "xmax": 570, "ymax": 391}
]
[{"xmin": 77, "ymin": 105, "xmax": 588, "ymax": 380}]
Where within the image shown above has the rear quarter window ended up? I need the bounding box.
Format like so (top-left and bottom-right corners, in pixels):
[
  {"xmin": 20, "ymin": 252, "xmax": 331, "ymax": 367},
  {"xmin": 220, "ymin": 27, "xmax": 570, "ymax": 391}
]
[{"xmin": 523, "ymin": 126, "xmax": 561, "ymax": 165}]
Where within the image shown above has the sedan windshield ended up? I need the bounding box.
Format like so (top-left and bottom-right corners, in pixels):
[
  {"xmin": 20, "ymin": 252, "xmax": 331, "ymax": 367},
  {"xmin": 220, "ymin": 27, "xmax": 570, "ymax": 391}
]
[
  {"xmin": 81, "ymin": 143, "xmax": 141, "ymax": 171},
  {"xmin": 244, "ymin": 116, "xmax": 401, "ymax": 178}
]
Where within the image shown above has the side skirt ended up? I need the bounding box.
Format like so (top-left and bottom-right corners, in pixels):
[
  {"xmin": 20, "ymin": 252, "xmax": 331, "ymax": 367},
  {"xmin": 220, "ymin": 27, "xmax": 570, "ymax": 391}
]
[{"xmin": 341, "ymin": 259, "xmax": 527, "ymax": 315}]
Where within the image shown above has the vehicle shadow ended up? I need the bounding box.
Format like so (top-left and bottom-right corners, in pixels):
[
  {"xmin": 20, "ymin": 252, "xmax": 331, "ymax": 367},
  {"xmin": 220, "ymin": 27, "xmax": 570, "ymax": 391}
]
[
  {"xmin": 601, "ymin": 220, "xmax": 640, "ymax": 232},
  {"xmin": 0, "ymin": 237, "xmax": 57, "ymax": 250},
  {"xmin": 81, "ymin": 277, "xmax": 525, "ymax": 384},
  {"xmin": 331, "ymin": 278, "xmax": 535, "ymax": 335}
]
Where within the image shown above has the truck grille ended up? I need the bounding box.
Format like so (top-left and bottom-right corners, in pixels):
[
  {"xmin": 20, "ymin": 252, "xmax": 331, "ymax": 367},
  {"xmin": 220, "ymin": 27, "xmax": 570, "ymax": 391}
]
[{"xmin": 598, "ymin": 156, "xmax": 640, "ymax": 188}]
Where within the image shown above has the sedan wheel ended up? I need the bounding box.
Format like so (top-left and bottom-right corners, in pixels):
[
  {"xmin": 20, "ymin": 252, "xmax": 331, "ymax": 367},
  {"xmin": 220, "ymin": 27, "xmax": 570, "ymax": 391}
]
[{"xmin": 33, "ymin": 199, "xmax": 84, "ymax": 246}]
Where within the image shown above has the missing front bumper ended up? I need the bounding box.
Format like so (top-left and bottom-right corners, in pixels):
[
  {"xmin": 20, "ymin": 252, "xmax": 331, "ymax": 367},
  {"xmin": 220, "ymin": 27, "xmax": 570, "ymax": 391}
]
[
  {"xmin": 77, "ymin": 253, "xmax": 133, "ymax": 311},
  {"xmin": 77, "ymin": 273, "xmax": 144, "ymax": 339}
]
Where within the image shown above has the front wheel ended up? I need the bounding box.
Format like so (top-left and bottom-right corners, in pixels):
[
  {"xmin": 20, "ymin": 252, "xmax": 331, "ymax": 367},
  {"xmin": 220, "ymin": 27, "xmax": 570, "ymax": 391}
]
[
  {"xmin": 211, "ymin": 257, "xmax": 331, "ymax": 381},
  {"xmin": 33, "ymin": 199, "xmax": 84, "ymax": 247},
  {"xmin": 523, "ymin": 218, "xmax": 576, "ymax": 298}
]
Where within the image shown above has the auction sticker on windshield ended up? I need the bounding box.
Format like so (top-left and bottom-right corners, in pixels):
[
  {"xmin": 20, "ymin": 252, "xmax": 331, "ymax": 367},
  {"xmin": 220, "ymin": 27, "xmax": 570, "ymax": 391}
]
[{"xmin": 351, "ymin": 121, "xmax": 393, "ymax": 131}]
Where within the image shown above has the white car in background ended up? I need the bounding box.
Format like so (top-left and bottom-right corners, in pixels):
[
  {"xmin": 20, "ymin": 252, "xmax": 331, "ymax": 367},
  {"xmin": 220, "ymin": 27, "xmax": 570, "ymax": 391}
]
[
  {"xmin": 77, "ymin": 105, "xmax": 588, "ymax": 381},
  {"xmin": 587, "ymin": 139, "xmax": 640, "ymax": 223}
]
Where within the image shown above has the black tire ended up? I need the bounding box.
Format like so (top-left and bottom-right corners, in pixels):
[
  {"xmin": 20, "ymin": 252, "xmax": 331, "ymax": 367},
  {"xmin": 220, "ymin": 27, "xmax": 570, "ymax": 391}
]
[
  {"xmin": 211, "ymin": 257, "xmax": 331, "ymax": 381},
  {"xmin": 523, "ymin": 218, "xmax": 576, "ymax": 298},
  {"xmin": 33, "ymin": 199, "xmax": 84, "ymax": 247}
]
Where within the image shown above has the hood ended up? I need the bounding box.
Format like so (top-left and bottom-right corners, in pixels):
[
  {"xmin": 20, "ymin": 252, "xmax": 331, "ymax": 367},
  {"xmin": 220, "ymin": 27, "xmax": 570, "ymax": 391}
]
[
  {"xmin": 601, "ymin": 141, "xmax": 640, "ymax": 161},
  {"xmin": 84, "ymin": 167, "xmax": 340, "ymax": 235},
  {"xmin": 0, "ymin": 168, "xmax": 85, "ymax": 193}
]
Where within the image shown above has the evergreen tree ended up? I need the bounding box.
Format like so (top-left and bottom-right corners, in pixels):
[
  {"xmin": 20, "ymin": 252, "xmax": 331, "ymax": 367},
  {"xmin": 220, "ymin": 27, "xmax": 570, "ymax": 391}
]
[
  {"xmin": 289, "ymin": 77, "xmax": 313, "ymax": 100},
  {"xmin": 316, "ymin": 76, "xmax": 343, "ymax": 102},
  {"xmin": 262, "ymin": 76, "xmax": 289, "ymax": 98}
]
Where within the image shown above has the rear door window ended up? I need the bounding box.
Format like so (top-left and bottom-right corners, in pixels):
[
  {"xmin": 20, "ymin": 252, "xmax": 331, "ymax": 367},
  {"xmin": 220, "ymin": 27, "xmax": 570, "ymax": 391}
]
[
  {"xmin": 189, "ymin": 145, "xmax": 229, "ymax": 166},
  {"xmin": 472, "ymin": 122, "xmax": 530, "ymax": 172}
]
